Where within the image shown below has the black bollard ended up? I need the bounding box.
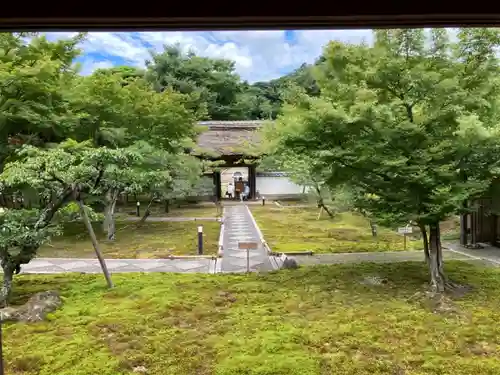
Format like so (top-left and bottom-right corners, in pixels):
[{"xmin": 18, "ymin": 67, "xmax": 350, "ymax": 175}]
[
  {"xmin": 198, "ymin": 225, "xmax": 203, "ymax": 255},
  {"xmin": 136, "ymin": 201, "xmax": 140, "ymax": 217},
  {"xmin": 262, "ymin": 196, "xmax": 266, "ymax": 206}
]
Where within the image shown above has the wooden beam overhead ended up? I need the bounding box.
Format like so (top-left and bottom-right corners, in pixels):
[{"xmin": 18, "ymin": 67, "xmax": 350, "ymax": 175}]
[{"xmin": 1, "ymin": 13, "xmax": 499, "ymax": 31}]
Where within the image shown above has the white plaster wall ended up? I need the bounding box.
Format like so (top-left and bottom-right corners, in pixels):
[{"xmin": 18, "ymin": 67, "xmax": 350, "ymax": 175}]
[{"xmin": 256, "ymin": 176, "xmax": 305, "ymax": 196}]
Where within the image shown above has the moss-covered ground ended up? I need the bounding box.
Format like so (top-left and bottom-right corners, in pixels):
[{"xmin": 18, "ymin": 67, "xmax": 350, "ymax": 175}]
[
  {"xmin": 38, "ymin": 221, "xmax": 220, "ymax": 258},
  {"xmin": 251, "ymin": 206, "xmax": 460, "ymax": 253},
  {"xmin": 5, "ymin": 261, "xmax": 500, "ymax": 374}
]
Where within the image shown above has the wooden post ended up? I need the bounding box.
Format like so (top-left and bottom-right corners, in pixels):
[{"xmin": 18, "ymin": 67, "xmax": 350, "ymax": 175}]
[
  {"xmin": 78, "ymin": 200, "xmax": 114, "ymax": 288},
  {"xmin": 398, "ymin": 226, "xmax": 412, "ymax": 250},
  {"xmin": 246, "ymin": 248, "xmax": 250, "ymax": 273},
  {"xmin": 198, "ymin": 225, "xmax": 203, "ymax": 255},
  {"xmin": 238, "ymin": 242, "xmax": 258, "ymax": 273}
]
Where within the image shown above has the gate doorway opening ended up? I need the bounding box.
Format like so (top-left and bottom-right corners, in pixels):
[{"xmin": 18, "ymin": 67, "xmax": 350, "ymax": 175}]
[{"xmin": 220, "ymin": 167, "xmax": 249, "ymax": 200}]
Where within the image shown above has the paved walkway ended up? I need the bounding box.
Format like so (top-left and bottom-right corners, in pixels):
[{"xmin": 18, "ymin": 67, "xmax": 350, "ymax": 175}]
[
  {"xmin": 16, "ymin": 219, "xmax": 500, "ymax": 275},
  {"xmin": 443, "ymin": 242, "xmax": 500, "ymax": 266},
  {"xmin": 20, "ymin": 258, "xmax": 217, "ymax": 274},
  {"xmin": 18, "ymin": 248, "xmax": 500, "ymax": 275},
  {"xmin": 220, "ymin": 204, "xmax": 274, "ymax": 273}
]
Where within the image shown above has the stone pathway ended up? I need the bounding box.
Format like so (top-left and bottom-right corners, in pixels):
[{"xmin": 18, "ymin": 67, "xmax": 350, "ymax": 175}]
[
  {"xmin": 15, "ymin": 222, "xmax": 500, "ymax": 275},
  {"xmin": 444, "ymin": 242, "xmax": 500, "ymax": 267},
  {"xmin": 19, "ymin": 258, "xmax": 217, "ymax": 274},
  {"xmin": 220, "ymin": 204, "xmax": 274, "ymax": 273}
]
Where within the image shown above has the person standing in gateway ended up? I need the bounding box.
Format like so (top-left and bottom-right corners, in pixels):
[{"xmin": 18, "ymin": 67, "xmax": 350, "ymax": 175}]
[
  {"xmin": 226, "ymin": 182, "xmax": 235, "ymax": 200},
  {"xmin": 235, "ymin": 177, "xmax": 244, "ymax": 200}
]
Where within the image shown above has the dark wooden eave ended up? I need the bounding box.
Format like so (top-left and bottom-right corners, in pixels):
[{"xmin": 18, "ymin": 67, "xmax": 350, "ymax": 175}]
[{"xmin": 1, "ymin": 12, "xmax": 500, "ymax": 31}]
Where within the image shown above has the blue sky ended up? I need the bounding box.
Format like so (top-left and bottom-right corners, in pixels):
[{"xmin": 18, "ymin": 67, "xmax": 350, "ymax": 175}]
[{"xmin": 45, "ymin": 30, "xmax": 374, "ymax": 82}]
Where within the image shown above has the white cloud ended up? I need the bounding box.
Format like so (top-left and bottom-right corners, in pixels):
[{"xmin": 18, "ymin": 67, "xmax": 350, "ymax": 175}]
[
  {"xmin": 44, "ymin": 29, "xmax": 375, "ymax": 82},
  {"xmin": 79, "ymin": 60, "xmax": 114, "ymax": 76}
]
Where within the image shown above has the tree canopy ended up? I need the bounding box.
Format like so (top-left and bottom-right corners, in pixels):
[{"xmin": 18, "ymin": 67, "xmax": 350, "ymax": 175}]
[{"xmin": 266, "ymin": 28, "xmax": 500, "ymax": 291}]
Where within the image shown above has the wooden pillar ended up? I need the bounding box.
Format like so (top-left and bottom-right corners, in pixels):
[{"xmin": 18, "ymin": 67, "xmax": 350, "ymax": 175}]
[
  {"xmin": 460, "ymin": 200, "xmax": 468, "ymax": 246},
  {"xmin": 214, "ymin": 171, "xmax": 222, "ymax": 201},
  {"xmin": 248, "ymin": 165, "xmax": 256, "ymax": 200},
  {"xmin": 460, "ymin": 213, "xmax": 468, "ymax": 246},
  {"xmin": 470, "ymin": 208, "xmax": 478, "ymax": 246},
  {"xmin": 491, "ymin": 214, "xmax": 498, "ymax": 247}
]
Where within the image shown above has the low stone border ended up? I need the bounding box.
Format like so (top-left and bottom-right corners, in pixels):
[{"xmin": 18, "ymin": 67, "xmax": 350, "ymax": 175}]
[
  {"xmin": 217, "ymin": 207, "xmax": 225, "ymax": 257},
  {"xmin": 245, "ymin": 204, "xmax": 273, "ymax": 255},
  {"xmin": 209, "ymin": 258, "xmax": 218, "ymax": 274},
  {"xmin": 281, "ymin": 251, "xmax": 314, "ymax": 256},
  {"xmin": 161, "ymin": 255, "xmax": 218, "ymax": 260}
]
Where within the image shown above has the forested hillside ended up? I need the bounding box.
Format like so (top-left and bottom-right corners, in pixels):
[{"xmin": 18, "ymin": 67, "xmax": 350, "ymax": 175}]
[{"xmin": 95, "ymin": 42, "xmax": 322, "ymax": 121}]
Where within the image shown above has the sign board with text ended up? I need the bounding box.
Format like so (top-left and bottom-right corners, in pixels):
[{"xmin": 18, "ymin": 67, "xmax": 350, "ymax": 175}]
[
  {"xmin": 398, "ymin": 227, "xmax": 413, "ymax": 234},
  {"xmin": 238, "ymin": 242, "xmax": 258, "ymax": 250}
]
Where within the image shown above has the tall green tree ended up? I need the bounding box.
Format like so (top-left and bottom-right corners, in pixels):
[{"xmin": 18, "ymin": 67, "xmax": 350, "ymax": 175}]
[
  {"xmin": 277, "ymin": 28, "xmax": 500, "ymax": 292},
  {"xmin": 0, "ymin": 140, "xmax": 142, "ymax": 303},
  {"xmin": 0, "ymin": 32, "xmax": 85, "ymax": 171},
  {"xmin": 145, "ymin": 44, "xmax": 242, "ymax": 120},
  {"xmin": 69, "ymin": 71, "xmax": 130, "ymax": 147}
]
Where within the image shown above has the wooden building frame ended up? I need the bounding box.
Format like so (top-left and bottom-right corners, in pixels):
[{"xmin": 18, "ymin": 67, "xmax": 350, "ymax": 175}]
[
  {"xmin": 193, "ymin": 120, "xmax": 266, "ymax": 201},
  {"xmin": 460, "ymin": 180, "xmax": 500, "ymax": 248}
]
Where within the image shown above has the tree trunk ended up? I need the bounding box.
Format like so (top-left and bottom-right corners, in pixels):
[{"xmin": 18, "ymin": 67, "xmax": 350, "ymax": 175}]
[
  {"xmin": 428, "ymin": 222, "xmax": 446, "ymax": 293},
  {"xmin": 0, "ymin": 264, "xmax": 14, "ymax": 307},
  {"xmin": 138, "ymin": 196, "xmax": 155, "ymax": 226},
  {"xmin": 419, "ymin": 223, "xmax": 430, "ymax": 265},
  {"xmin": 320, "ymin": 203, "xmax": 334, "ymax": 218},
  {"xmin": 103, "ymin": 190, "xmax": 119, "ymax": 241},
  {"xmin": 369, "ymin": 221, "xmax": 377, "ymax": 237},
  {"xmin": 77, "ymin": 200, "xmax": 114, "ymax": 288},
  {"xmin": 314, "ymin": 184, "xmax": 334, "ymax": 219}
]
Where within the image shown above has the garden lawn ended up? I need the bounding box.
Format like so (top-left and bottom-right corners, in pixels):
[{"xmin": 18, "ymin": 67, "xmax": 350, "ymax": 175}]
[
  {"xmin": 38, "ymin": 221, "xmax": 220, "ymax": 258},
  {"xmin": 5, "ymin": 261, "xmax": 500, "ymax": 375},
  {"xmin": 251, "ymin": 206, "xmax": 424, "ymax": 253}
]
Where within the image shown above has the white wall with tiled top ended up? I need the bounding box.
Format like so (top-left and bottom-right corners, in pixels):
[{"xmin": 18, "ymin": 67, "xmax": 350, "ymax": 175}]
[{"xmin": 256, "ymin": 176, "xmax": 306, "ymax": 196}]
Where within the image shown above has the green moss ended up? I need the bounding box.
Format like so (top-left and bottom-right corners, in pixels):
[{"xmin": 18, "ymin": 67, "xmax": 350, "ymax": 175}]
[
  {"xmin": 38, "ymin": 221, "xmax": 220, "ymax": 258},
  {"xmin": 5, "ymin": 261, "xmax": 500, "ymax": 374},
  {"xmin": 251, "ymin": 206, "xmax": 423, "ymax": 253}
]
